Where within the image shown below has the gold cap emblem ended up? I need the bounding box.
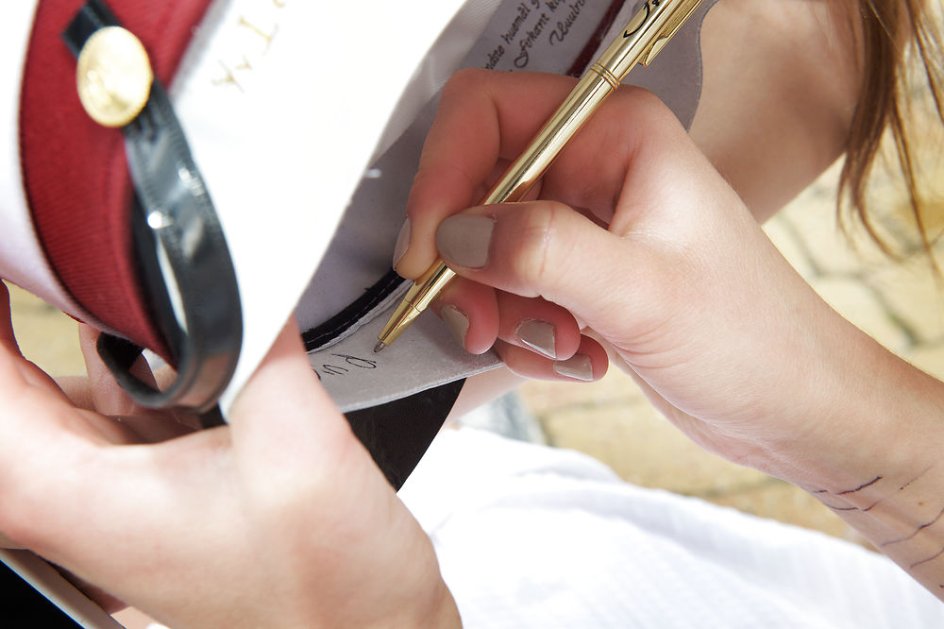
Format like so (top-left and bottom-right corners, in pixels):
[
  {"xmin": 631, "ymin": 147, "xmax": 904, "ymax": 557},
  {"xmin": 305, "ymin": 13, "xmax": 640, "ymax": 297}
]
[{"xmin": 76, "ymin": 26, "xmax": 154, "ymax": 128}]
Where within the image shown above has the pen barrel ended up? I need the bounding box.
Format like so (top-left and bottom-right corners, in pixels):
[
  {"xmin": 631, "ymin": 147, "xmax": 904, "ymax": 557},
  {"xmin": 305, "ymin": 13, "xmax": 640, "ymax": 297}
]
[
  {"xmin": 377, "ymin": 263, "xmax": 456, "ymax": 346},
  {"xmin": 479, "ymin": 0, "xmax": 701, "ymax": 207},
  {"xmin": 599, "ymin": 0, "xmax": 703, "ymax": 75},
  {"xmin": 482, "ymin": 72, "xmax": 615, "ymax": 206},
  {"xmin": 410, "ymin": 262, "xmax": 457, "ymax": 311}
]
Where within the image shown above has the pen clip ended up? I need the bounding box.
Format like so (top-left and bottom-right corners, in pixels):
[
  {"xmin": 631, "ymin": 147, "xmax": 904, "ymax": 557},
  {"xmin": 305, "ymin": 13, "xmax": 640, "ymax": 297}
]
[{"xmin": 641, "ymin": 0, "xmax": 702, "ymax": 66}]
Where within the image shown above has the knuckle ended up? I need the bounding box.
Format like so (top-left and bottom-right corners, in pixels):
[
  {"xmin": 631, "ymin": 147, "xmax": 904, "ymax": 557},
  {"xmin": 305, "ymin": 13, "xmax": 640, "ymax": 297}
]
[
  {"xmin": 617, "ymin": 86, "xmax": 677, "ymax": 127},
  {"xmin": 442, "ymin": 68, "xmax": 490, "ymax": 101},
  {"xmin": 509, "ymin": 202, "xmax": 567, "ymax": 291}
]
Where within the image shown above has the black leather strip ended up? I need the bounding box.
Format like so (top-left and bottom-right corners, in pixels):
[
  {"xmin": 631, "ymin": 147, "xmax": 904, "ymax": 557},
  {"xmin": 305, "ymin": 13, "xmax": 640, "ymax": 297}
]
[
  {"xmin": 62, "ymin": 0, "xmax": 117, "ymax": 52},
  {"xmin": 0, "ymin": 561, "xmax": 80, "ymax": 628},
  {"xmin": 64, "ymin": 1, "xmax": 242, "ymax": 414},
  {"xmin": 302, "ymin": 270, "xmax": 405, "ymax": 352}
]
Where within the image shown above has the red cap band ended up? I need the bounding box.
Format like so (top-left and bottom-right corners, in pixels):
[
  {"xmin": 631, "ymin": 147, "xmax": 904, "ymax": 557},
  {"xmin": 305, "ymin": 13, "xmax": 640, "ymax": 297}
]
[{"xmin": 20, "ymin": 0, "xmax": 213, "ymax": 356}]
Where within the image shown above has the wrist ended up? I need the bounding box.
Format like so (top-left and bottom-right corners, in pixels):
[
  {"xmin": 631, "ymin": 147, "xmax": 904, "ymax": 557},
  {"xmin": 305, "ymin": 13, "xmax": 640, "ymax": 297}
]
[
  {"xmin": 784, "ymin": 343, "xmax": 944, "ymax": 597},
  {"xmin": 743, "ymin": 320, "xmax": 944, "ymax": 492},
  {"xmin": 747, "ymin": 321, "xmax": 944, "ymax": 569}
]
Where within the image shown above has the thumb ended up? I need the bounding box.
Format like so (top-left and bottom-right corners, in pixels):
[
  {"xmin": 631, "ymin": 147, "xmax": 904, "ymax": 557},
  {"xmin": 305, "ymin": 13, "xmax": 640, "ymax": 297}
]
[
  {"xmin": 228, "ymin": 321, "xmax": 359, "ymax": 479},
  {"xmin": 435, "ymin": 202, "xmax": 651, "ymax": 336},
  {"xmin": 0, "ymin": 282, "xmax": 20, "ymax": 355}
]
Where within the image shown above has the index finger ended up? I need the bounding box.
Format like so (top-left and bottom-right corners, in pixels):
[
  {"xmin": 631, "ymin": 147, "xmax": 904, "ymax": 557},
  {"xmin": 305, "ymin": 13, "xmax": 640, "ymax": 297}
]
[
  {"xmin": 227, "ymin": 321, "xmax": 363, "ymax": 491},
  {"xmin": 396, "ymin": 69, "xmax": 579, "ymax": 279}
]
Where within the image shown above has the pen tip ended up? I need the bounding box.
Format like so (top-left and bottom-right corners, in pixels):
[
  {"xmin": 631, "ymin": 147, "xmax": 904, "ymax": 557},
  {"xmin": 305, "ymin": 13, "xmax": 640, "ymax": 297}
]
[{"xmin": 373, "ymin": 341, "xmax": 386, "ymax": 354}]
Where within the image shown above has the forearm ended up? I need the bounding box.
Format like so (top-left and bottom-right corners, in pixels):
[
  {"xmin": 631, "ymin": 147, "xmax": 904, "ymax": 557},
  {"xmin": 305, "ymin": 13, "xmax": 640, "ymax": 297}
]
[
  {"xmin": 761, "ymin": 324, "xmax": 944, "ymax": 598},
  {"xmin": 822, "ymin": 459, "xmax": 944, "ymax": 599}
]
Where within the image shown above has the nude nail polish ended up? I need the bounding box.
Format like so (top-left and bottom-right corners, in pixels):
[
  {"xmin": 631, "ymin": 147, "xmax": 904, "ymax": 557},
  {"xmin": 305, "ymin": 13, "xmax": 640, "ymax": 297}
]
[
  {"xmin": 440, "ymin": 305, "xmax": 470, "ymax": 349},
  {"xmin": 393, "ymin": 218, "xmax": 411, "ymax": 267},
  {"xmin": 516, "ymin": 319, "xmax": 557, "ymax": 359},
  {"xmin": 553, "ymin": 354, "xmax": 593, "ymax": 382},
  {"xmin": 436, "ymin": 215, "xmax": 495, "ymax": 269}
]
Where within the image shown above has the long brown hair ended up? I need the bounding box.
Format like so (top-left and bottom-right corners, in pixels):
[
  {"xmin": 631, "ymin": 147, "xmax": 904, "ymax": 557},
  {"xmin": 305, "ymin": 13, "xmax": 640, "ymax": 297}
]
[{"xmin": 841, "ymin": 0, "xmax": 944, "ymax": 256}]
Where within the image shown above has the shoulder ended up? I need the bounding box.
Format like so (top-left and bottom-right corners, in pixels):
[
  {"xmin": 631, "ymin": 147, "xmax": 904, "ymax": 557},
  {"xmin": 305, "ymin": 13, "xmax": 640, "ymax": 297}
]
[{"xmin": 690, "ymin": 0, "xmax": 863, "ymax": 220}]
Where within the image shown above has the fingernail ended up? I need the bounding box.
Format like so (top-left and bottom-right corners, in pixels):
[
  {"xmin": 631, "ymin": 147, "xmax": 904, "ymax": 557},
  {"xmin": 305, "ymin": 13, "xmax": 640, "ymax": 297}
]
[
  {"xmin": 436, "ymin": 215, "xmax": 495, "ymax": 269},
  {"xmin": 393, "ymin": 218, "xmax": 411, "ymax": 267},
  {"xmin": 515, "ymin": 319, "xmax": 556, "ymax": 359},
  {"xmin": 440, "ymin": 305, "xmax": 470, "ymax": 349},
  {"xmin": 553, "ymin": 354, "xmax": 594, "ymax": 382}
]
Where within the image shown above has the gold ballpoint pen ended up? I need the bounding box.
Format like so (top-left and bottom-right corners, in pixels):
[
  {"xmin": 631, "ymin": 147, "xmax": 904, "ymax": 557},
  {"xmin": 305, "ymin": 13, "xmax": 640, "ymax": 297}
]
[{"xmin": 376, "ymin": 0, "xmax": 703, "ymax": 352}]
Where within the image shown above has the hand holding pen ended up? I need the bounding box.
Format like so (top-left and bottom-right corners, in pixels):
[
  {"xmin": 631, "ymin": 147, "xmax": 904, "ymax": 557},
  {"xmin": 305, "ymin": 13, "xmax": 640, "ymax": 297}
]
[
  {"xmin": 392, "ymin": 61, "xmax": 833, "ymax": 418},
  {"xmin": 377, "ymin": 0, "xmax": 704, "ymax": 350}
]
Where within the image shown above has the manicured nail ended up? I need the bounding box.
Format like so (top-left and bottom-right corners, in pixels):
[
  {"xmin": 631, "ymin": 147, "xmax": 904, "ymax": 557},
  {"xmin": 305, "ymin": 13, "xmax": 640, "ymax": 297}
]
[
  {"xmin": 436, "ymin": 215, "xmax": 495, "ymax": 269},
  {"xmin": 440, "ymin": 305, "xmax": 470, "ymax": 349},
  {"xmin": 393, "ymin": 218, "xmax": 411, "ymax": 267},
  {"xmin": 553, "ymin": 354, "xmax": 593, "ymax": 382},
  {"xmin": 515, "ymin": 319, "xmax": 556, "ymax": 359}
]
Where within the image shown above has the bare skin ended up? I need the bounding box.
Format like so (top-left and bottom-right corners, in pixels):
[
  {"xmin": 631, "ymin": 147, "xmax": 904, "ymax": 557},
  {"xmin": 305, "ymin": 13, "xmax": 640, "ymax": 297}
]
[{"xmin": 0, "ymin": 285, "xmax": 460, "ymax": 627}]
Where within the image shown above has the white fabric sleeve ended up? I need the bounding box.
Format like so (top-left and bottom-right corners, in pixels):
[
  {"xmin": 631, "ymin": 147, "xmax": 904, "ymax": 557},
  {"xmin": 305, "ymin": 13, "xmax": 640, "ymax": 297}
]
[{"xmin": 401, "ymin": 429, "xmax": 944, "ymax": 629}]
